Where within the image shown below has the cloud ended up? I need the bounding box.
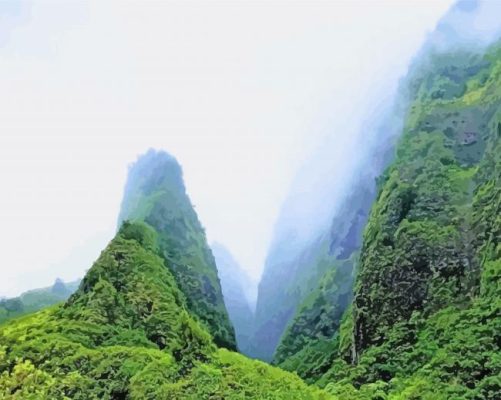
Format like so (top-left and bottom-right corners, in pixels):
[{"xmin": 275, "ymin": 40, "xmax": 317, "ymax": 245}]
[{"xmin": 0, "ymin": 0, "xmax": 453, "ymax": 296}]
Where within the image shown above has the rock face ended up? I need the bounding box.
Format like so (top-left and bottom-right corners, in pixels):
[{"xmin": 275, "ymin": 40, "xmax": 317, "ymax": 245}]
[
  {"xmin": 118, "ymin": 149, "xmax": 236, "ymax": 350},
  {"xmin": 211, "ymin": 243, "xmax": 255, "ymax": 354}
]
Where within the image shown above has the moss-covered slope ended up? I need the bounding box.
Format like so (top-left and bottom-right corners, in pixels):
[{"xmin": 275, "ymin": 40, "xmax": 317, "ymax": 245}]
[{"xmin": 118, "ymin": 149, "xmax": 235, "ymax": 350}]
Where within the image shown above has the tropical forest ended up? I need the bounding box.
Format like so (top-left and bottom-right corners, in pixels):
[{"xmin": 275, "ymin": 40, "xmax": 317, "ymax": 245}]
[{"xmin": 0, "ymin": 1, "xmax": 499, "ymax": 399}]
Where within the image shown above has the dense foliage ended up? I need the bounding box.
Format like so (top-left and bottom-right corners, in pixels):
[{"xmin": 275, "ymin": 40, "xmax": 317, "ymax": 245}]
[
  {"xmin": 118, "ymin": 150, "xmax": 236, "ymax": 350},
  {"xmin": 2, "ymin": 5, "xmax": 501, "ymax": 399},
  {"xmin": 274, "ymin": 257, "xmax": 355, "ymax": 379},
  {"xmin": 0, "ymin": 222, "xmax": 331, "ymax": 399},
  {"xmin": 315, "ymin": 40, "xmax": 501, "ymax": 399}
]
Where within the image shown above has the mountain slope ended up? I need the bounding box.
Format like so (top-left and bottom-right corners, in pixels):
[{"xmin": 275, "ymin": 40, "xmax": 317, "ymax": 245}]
[
  {"xmin": 264, "ymin": 1, "xmax": 501, "ymax": 382},
  {"xmin": 317, "ymin": 35, "xmax": 501, "ymax": 399},
  {"xmin": 0, "ymin": 221, "xmax": 331, "ymax": 399},
  {"xmin": 211, "ymin": 243, "xmax": 255, "ymax": 354},
  {"xmin": 118, "ymin": 149, "xmax": 235, "ymax": 350},
  {"xmin": 270, "ymin": 182, "xmax": 374, "ymax": 370}
]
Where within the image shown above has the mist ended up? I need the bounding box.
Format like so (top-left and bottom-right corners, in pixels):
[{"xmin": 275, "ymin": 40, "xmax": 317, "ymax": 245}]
[
  {"xmin": 250, "ymin": 0, "xmax": 501, "ymax": 361},
  {"xmin": 263, "ymin": 0, "xmax": 501, "ymax": 269},
  {"xmin": 212, "ymin": 242, "xmax": 256, "ymax": 353},
  {"xmin": 0, "ymin": 0, "xmax": 454, "ymax": 297}
]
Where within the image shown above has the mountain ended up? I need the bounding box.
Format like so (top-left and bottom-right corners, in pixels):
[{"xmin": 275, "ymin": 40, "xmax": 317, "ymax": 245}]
[
  {"xmin": 318, "ymin": 35, "xmax": 501, "ymax": 398},
  {"xmin": 117, "ymin": 149, "xmax": 236, "ymax": 350},
  {"xmin": 253, "ymin": 0, "xmax": 501, "ymax": 376},
  {"xmin": 211, "ymin": 243, "xmax": 255, "ymax": 354},
  {"xmin": 0, "ymin": 160, "xmax": 330, "ymax": 398},
  {"xmin": 249, "ymin": 43, "xmax": 404, "ymax": 364},
  {"xmin": 265, "ymin": 2, "xmax": 501, "ymax": 397},
  {"xmin": 0, "ymin": 278, "xmax": 80, "ymax": 324}
]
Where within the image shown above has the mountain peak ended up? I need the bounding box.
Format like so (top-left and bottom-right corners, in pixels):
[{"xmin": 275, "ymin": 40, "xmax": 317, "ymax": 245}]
[{"xmin": 117, "ymin": 149, "xmax": 236, "ymax": 350}]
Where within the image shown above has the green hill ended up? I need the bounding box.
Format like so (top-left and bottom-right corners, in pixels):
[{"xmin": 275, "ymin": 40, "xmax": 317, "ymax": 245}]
[{"xmin": 0, "ymin": 279, "xmax": 80, "ymax": 324}]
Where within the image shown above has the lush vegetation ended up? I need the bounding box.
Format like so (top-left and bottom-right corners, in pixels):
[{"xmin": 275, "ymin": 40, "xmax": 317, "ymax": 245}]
[
  {"xmin": 0, "ymin": 279, "xmax": 79, "ymax": 324},
  {"xmin": 2, "ymin": 6, "xmax": 501, "ymax": 400},
  {"xmin": 0, "ymin": 222, "xmax": 331, "ymax": 399},
  {"xmin": 274, "ymin": 257, "xmax": 355, "ymax": 380},
  {"xmin": 299, "ymin": 41, "xmax": 501, "ymax": 399},
  {"xmin": 118, "ymin": 150, "xmax": 236, "ymax": 350}
]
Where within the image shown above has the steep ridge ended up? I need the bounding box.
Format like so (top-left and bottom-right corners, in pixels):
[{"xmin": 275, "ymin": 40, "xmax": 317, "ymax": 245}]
[
  {"xmin": 117, "ymin": 150, "xmax": 235, "ymax": 349},
  {"xmin": 212, "ymin": 243, "xmax": 255, "ymax": 354},
  {"xmin": 315, "ymin": 29, "xmax": 501, "ymax": 399},
  {"xmin": 0, "ymin": 182, "xmax": 330, "ymax": 398}
]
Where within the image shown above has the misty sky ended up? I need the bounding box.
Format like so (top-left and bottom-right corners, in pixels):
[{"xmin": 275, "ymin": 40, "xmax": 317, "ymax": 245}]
[{"xmin": 0, "ymin": 0, "xmax": 454, "ymax": 297}]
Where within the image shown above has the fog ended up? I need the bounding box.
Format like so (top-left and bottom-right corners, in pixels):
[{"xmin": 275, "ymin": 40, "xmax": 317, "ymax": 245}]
[
  {"xmin": 263, "ymin": 0, "xmax": 501, "ymax": 268},
  {"xmin": 429, "ymin": 0, "xmax": 501, "ymax": 51},
  {"xmin": 0, "ymin": 0, "xmax": 454, "ymax": 296}
]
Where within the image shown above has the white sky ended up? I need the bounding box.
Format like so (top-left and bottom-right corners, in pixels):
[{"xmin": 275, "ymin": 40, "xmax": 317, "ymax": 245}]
[{"xmin": 0, "ymin": 0, "xmax": 453, "ymax": 297}]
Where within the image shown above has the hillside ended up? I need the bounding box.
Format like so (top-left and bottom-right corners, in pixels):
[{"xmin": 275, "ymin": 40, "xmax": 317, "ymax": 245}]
[
  {"xmin": 254, "ymin": 3, "xmax": 501, "ymax": 390},
  {"xmin": 297, "ymin": 36, "xmax": 501, "ymax": 399},
  {"xmin": 337, "ymin": 40, "xmax": 499, "ymax": 398},
  {"xmin": 0, "ymin": 279, "xmax": 80, "ymax": 324},
  {"xmin": 117, "ymin": 150, "xmax": 236, "ymax": 350},
  {"xmin": 0, "ymin": 221, "xmax": 330, "ymax": 399},
  {"xmin": 250, "ymin": 182, "xmax": 375, "ymax": 362}
]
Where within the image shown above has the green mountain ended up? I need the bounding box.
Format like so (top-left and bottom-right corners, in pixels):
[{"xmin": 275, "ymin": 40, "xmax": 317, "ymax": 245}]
[
  {"xmin": 117, "ymin": 150, "xmax": 235, "ymax": 350},
  {"xmin": 275, "ymin": 26, "xmax": 501, "ymax": 400},
  {"xmin": 251, "ymin": 2, "xmax": 499, "ymax": 392},
  {"xmin": 323, "ymin": 40, "xmax": 501, "ymax": 399},
  {"xmin": 0, "ymin": 157, "xmax": 333, "ymax": 400},
  {"xmin": 0, "ymin": 278, "xmax": 80, "ymax": 324},
  {"xmin": 0, "ymin": 221, "xmax": 330, "ymax": 399}
]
